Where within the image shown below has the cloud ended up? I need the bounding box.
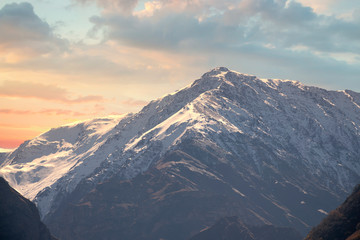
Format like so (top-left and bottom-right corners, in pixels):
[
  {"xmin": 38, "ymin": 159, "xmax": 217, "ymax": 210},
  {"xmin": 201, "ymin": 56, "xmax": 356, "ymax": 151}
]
[
  {"xmin": 3, "ymin": 53, "xmax": 132, "ymax": 80},
  {"xmin": 0, "ymin": 80, "xmax": 105, "ymax": 104},
  {"xmin": 85, "ymin": 0, "xmax": 360, "ymax": 88},
  {"xmin": 0, "ymin": 147, "xmax": 13, "ymax": 152},
  {"xmin": 0, "ymin": 108, "xmax": 88, "ymax": 116},
  {"xmin": 0, "ymin": 109, "xmax": 32, "ymax": 115},
  {"xmin": 0, "ymin": 2, "xmax": 68, "ymax": 59},
  {"xmin": 1, "ymin": 0, "xmax": 358, "ymax": 90},
  {"xmin": 296, "ymin": 0, "xmax": 359, "ymax": 16},
  {"xmin": 75, "ymin": 0, "xmax": 138, "ymax": 13},
  {"xmin": 90, "ymin": 13, "xmax": 218, "ymax": 50},
  {"xmin": 0, "ymin": 139, "xmax": 25, "ymax": 149},
  {"xmin": 90, "ymin": 0, "xmax": 360, "ymax": 56}
]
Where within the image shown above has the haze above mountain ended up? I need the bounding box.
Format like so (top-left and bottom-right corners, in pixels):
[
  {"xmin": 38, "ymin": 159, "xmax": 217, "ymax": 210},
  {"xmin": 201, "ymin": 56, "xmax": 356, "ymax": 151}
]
[{"xmin": 1, "ymin": 67, "xmax": 359, "ymax": 239}]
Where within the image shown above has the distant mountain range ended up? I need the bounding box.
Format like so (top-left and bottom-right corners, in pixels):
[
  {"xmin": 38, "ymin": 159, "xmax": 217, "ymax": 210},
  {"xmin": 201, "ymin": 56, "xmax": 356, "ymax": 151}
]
[{"xmin": 1, "ymin": 67, "xmax": 360, "ymax": 239}]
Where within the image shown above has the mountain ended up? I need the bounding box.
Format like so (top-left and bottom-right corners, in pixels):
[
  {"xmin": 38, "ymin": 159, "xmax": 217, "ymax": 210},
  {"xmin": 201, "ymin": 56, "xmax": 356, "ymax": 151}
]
[
  {"xmin": 1, "ymin": 67, "xmax": 360, "ymax": 239},
  {"xmin": 0, "ymin": 177, "xmax": 56, "ymax": 240},
  {"xmin": 188, "ymin": 216, "xmax": 302, "ymax": 240},
  {"xmin": 0, "ymin": 115, "xmax": 125, "ymax": 215},
  {"xmin": 305, "ymin": 184, "xmax": 360, "ymax": 240}
]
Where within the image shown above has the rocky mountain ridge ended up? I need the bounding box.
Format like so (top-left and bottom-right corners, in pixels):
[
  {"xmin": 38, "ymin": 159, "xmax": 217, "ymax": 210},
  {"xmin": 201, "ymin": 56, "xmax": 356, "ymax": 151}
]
[{"xmin": 1, "ymin": 67, "xmax": 359, "ymax": 238}]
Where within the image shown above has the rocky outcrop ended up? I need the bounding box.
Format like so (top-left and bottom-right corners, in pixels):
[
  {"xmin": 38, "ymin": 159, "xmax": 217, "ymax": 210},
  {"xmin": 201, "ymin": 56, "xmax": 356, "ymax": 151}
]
[
  {"xmin": 0, "ymin": 177, "xmax": 56, "ymax": 240},
  {"xmin": 305, "ymin": 184, "xmax": 360, "ymax": 240}
]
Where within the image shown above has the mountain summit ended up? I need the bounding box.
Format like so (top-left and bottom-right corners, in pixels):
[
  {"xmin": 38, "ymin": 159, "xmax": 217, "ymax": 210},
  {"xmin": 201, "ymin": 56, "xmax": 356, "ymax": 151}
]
[{"xmin": 1, "ymin": 68, "xmax": 360, "ymax": 239}]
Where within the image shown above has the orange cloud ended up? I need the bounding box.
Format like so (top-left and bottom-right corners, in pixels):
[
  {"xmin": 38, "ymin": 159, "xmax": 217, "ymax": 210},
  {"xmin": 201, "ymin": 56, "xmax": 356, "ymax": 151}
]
[
  {"xmin": 0, "ymin": 109, "xmax": 32, "ymax": 115},
  {"xmin": 39, "ymin": 109, "xmax": 89, "ymax": 116},
  {"xmin": 0, "ymin": 125, "xmax": 44, "ymax": 149},
  {"xmin": 0, "ymin": 139, "xmax": 24, "ymax": 149},
  {"xmin": 0, "ymin": 108, "xmax": 88, "ymax": 116},
  {"xmin": 0, "ymin": 80, "xmax": 105, "ymax": 104}
]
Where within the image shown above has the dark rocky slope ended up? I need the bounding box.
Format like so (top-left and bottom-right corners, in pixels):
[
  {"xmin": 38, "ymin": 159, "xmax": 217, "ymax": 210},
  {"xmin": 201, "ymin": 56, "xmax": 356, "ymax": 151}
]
[
  {"xmin": 305, "ymin": 184, "xmax": 360, "ymax": 240},
  {"xmin": 46, "ymin": 141, "xmax": 339, "ymax": 239},
  {"xmin": 188, "ymin": 216, "xmax": 302, "ymax": 240},
  {"xmin": 0, "ymin": 177, "xmax": 55, "ymax": 240}
]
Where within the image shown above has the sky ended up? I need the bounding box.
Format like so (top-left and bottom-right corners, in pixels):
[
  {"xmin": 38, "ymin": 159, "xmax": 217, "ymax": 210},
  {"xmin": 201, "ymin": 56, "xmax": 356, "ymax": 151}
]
[{"xmin": 0, "ymin": 0, "xmax": 360, "ymax": 150}]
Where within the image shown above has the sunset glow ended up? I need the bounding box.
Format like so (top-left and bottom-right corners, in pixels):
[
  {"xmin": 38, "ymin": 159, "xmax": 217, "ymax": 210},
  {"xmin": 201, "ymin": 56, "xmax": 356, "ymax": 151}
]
[{"xmin": 1, "ymin": 0, "xmax": 360, "ymax": 149}]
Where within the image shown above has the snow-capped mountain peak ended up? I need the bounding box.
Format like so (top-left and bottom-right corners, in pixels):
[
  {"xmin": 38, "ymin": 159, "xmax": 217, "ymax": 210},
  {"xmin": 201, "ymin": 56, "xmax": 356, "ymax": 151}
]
[
  {"xmin": 0, "ymin": 67, "xmax": 359, "ymax": 221},
  {"xmin": 0, "ymin": 115, "xmax": 125, "ymax": 205}
]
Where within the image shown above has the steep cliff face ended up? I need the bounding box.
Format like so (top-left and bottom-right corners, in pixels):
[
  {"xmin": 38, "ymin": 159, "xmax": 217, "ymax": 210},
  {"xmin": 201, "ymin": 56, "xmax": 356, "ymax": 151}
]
[
  {"xmin": 305, "ymin": 184, "xmax": 360, "ymax": 240},
  {"xmin": 0, "ymin": 177, "xmax": 55, "ymax": 240}
]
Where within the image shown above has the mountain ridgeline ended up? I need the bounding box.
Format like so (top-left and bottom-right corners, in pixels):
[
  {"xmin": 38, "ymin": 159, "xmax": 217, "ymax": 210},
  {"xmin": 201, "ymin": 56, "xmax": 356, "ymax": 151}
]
[{"xmin": 1, "ymin": 67, "xmax": 360, "ymax": 239}]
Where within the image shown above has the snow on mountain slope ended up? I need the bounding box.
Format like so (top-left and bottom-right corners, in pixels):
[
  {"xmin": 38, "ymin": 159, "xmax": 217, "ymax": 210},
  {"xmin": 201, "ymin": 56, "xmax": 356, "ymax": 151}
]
[
  {"xmin": 91, "ymin": 67, "xmax": 360, "ymax": 192},
  {"xmin": 1, "ymin": 67, "xmax": 360, "ymax": 219},
  {"xmin": 0, "ymin": 115, "xmax": 126, "ymax": 212},
  {"xmin": 0, "ymin": 148, "xmax": 13, "ymax": 153}
]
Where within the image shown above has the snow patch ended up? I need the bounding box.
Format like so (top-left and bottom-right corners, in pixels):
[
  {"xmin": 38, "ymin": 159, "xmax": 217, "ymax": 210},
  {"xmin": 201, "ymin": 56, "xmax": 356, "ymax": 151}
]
[
  {"xmin": 0, "ymin": 148, "xmax": 14, "ymax": 153},
  {"xmin": 317, "ymin": 209, "xmax": 328, "ymax": 215}
]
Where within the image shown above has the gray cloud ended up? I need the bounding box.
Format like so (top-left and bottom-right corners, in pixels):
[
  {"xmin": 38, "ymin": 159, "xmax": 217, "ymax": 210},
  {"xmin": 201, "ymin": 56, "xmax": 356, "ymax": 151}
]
[
  {"xmin": 90, "ymin": 14, "xmax": 220, "ymax": 50},
  {"xmin": 0, "ymin": 2, "xmax": 68, "ymax": 54},
  {"xmin": 85, "ymin": 0, "xmax": 360, "ymax": 90},
  {"xmin": 89, "ymin": 0, "xmax": 360, "ymax": 55},
  {"xmin": 221, "ymin": 42, "xmax": 360, "ymax": 87},
  {"xmin": 75, "ymin": 0, "xmax": 138, "ymax": 13},
  {"xmin": 1, "ymin": 0, "xmax": 358, "ymax": 92}
]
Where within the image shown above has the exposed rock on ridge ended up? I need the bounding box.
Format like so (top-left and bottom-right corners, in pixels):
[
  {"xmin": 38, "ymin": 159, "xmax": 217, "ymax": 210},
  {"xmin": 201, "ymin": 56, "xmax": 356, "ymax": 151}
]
[{"xmin": 1, "ymin": 67, "xmax": 360, "ymax": 239}]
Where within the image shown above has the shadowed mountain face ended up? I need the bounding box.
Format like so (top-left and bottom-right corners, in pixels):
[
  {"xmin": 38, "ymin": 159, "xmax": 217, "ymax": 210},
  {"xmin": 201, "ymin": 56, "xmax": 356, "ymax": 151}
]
[
  {"xmin": 45, "ymin": 157, "xmax": 264, "ymax": 240},
  {"xmin": 188, "ymin": 216, "xmax": 302, "ymax": 240},
  {"xmin": 45, "ymin": 140, "xmax": 343, "ymax": 239},
  {"xmin": 1, "ymin": 68, "xmax": 360, "ymax": 239},
  {"xmin": 0, "ymin": 177, "xmax": 55, "ymax": 240},
  {"xmin": 305, "ymin": 184, "xmax": 360, "ymax": 240}
]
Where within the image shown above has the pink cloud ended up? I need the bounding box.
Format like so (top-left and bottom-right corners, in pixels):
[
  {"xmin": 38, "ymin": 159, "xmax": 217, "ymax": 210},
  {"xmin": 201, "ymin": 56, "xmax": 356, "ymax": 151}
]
[
  {"xmin": 0, "ymin": 108, "xmax": 88, "ymax": 116},
  {"xmin": 0, "ymin": 80, "xmax": 105, "ymax": 104},
  {"xmin": 76, "ymin": 0, "xmax": 138, "ymax": 14}
]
